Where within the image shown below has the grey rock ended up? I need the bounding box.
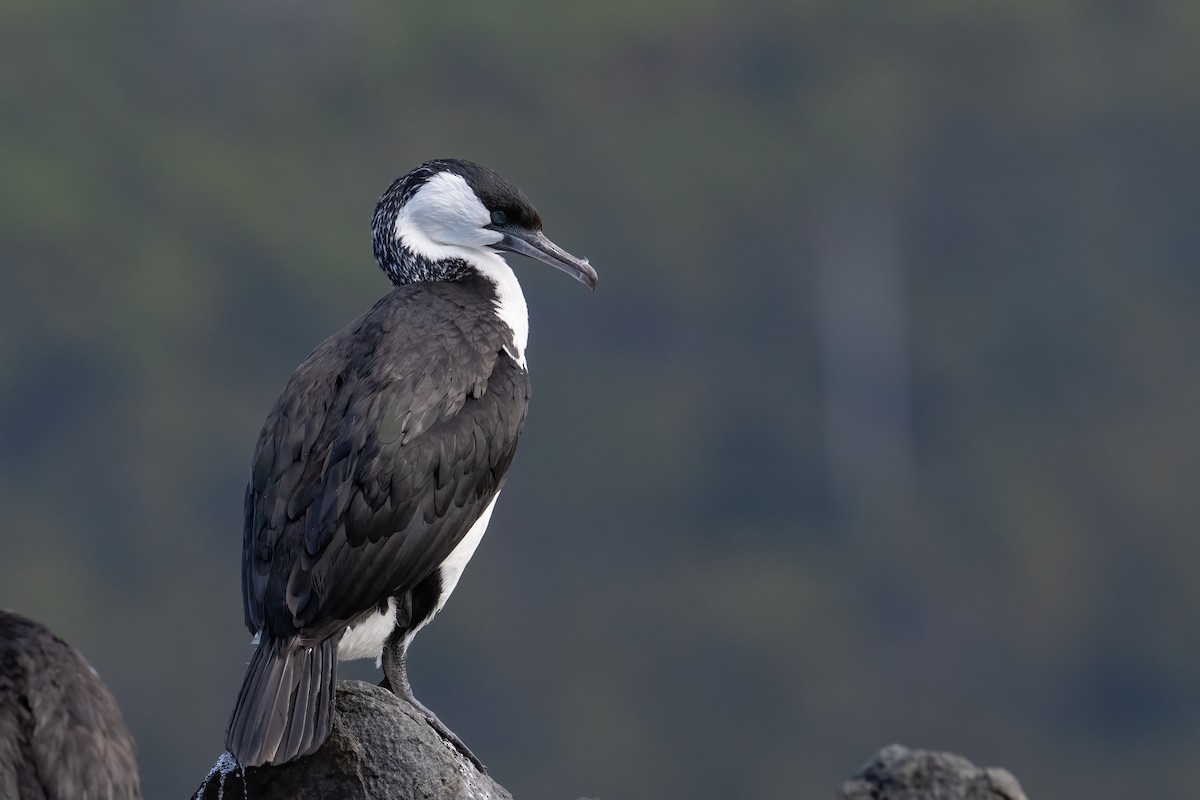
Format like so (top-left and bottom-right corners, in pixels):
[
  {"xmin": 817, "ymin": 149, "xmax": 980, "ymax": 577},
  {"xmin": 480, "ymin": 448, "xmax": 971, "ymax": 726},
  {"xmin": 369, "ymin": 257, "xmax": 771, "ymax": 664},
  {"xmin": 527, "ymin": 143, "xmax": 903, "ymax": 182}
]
[
  {"xmin": 195, "ymin": 680, "xmax": 510, "ymax": 800},
  {"xmin": 838, "ymin": 744, "xmax": 1027, "ymax": 800}
]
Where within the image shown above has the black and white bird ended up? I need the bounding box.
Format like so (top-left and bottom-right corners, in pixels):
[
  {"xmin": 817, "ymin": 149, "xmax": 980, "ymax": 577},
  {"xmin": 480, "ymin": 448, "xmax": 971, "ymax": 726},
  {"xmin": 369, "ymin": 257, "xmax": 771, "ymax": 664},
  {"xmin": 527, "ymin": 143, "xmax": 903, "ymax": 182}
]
[
  {"xmin": 0, "ymin": 610, "xmax": 143, "ymax": 799},
  {"xmin": 225, "ymin": 159, "xmax": 597, "ymax": 770}
]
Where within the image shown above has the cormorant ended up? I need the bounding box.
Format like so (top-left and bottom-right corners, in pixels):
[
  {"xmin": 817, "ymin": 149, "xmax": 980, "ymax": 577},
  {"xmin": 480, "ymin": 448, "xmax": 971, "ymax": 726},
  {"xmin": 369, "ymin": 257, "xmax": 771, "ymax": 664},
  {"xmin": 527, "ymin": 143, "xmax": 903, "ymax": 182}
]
[
  {"xmin": 225, "ymin": 158, "xmax": 597, "ymax": 770},
  {"xmin": 0, "ymin": 609, "xmax": 142, "ymax": 799}
]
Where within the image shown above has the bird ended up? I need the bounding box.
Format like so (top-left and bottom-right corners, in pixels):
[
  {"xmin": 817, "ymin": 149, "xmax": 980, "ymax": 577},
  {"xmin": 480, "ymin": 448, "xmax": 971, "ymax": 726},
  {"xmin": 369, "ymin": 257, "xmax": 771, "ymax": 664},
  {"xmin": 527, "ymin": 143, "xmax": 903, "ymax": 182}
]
[
  {"xmin": 225, "ymin": 158, "xmax": 597, "ymax": 770},
  {"xmin": 0, "ymin": 609, "xmax": 143, "ymax": 799}
]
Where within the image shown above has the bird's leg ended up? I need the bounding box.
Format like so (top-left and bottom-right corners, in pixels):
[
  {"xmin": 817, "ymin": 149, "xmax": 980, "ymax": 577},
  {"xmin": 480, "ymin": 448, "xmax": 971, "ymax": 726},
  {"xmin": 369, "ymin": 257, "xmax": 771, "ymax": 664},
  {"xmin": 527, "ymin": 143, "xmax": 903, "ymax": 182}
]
[{"xmin": 380, "ymin": 630, "xmax": 487, "ymax": 773}]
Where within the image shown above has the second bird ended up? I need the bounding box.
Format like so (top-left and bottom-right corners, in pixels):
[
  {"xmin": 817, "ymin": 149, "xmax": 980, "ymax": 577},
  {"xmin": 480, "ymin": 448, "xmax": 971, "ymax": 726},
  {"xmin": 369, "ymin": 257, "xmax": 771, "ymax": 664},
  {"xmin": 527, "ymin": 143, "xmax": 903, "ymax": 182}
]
[{"xmin": 225, "ymin": 158, "xmax": 597, "ymax": 770}]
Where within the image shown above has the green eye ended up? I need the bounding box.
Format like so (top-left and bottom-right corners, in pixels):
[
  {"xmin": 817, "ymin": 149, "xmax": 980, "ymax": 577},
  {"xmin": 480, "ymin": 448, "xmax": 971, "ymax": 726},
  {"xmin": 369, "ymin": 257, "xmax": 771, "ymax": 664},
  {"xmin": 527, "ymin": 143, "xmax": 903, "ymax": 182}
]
[{"xmin": 491, "ymin": 210, "xmax": 508, "ymax": 226}]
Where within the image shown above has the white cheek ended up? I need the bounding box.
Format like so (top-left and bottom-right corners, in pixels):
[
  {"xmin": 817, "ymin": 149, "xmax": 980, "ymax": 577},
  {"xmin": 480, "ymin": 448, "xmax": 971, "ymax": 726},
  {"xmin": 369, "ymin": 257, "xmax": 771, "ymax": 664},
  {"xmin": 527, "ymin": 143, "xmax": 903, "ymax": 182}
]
[{"xmin": 397, "ymin": 172, "xmax": 501, "ymax": 255}]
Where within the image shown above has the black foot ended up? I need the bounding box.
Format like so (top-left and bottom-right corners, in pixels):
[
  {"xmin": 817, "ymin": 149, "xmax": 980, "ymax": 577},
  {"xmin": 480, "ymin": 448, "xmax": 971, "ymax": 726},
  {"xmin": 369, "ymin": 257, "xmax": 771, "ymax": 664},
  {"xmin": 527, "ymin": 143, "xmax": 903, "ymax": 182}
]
[
  {"xmin": 408, "ymin": 696, "xmax": 488, "ymax": 774},
  {"xmin": 380, "ymin": 633, "xmax": 487, "ymax": 773}
]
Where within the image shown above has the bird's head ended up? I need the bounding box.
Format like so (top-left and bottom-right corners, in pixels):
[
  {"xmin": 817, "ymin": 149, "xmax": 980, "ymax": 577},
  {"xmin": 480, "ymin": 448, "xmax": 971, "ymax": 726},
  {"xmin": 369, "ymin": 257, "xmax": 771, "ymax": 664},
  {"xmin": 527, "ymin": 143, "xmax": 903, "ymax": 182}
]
[{"xmin": 370, "ymin": 159, "xmax": 598, "ymax": 290}]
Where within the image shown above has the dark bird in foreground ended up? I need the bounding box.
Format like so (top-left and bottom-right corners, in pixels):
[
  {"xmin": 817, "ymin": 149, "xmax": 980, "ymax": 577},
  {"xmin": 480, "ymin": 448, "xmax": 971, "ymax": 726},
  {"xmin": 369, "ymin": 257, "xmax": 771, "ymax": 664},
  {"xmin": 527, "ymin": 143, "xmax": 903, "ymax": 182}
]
[
  {"xmin": 225, "ymin": 159, "xmax": 597, "ymax": 770},
  {"xmin": 0, "ymin": 610, "xmax": 142, "ymax": 799}
]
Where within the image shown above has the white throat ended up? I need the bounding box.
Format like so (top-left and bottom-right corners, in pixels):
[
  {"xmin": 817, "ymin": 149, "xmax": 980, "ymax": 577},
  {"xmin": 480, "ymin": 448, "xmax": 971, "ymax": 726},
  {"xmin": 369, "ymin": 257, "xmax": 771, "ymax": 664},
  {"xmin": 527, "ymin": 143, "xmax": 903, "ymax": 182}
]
[
  {"xmin": 393, "ymin": 172, "xmax": 530, "ymax": 366},
  {"xmin": 475, "ymin": 251, "xmax": 530, "ymax": 367}
]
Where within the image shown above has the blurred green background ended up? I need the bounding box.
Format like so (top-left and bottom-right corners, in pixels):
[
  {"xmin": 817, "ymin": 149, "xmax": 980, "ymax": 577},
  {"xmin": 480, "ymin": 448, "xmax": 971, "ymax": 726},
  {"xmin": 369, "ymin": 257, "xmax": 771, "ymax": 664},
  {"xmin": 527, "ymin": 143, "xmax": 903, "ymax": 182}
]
[{"xmin": 3, "ymin": 1, "xmax": 1199, "ymax": 797}]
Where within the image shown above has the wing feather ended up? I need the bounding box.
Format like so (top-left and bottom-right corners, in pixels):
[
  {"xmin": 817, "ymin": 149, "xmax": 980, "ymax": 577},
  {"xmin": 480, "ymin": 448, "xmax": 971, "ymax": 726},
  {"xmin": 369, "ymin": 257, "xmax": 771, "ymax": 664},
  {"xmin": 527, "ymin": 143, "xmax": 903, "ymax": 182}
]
[{"xmin": 242, "ymin": 282, "xmax": 529, "ymax": 640}]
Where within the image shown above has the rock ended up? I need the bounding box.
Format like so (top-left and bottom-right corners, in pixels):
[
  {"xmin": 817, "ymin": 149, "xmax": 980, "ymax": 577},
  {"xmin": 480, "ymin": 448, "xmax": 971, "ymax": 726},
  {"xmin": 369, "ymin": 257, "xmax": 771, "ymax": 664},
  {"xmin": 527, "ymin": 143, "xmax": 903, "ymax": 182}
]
[
  {"xmin": 838, "ymin": 744, "xmax": 1027, "ymax": 800},
  {"xmin": 196, "ymin": 689, "xmax": 1032, "ymax": 800},
  {"xmin": 194, "ymin": 680, "xmax": 510, "ymax": 800}
]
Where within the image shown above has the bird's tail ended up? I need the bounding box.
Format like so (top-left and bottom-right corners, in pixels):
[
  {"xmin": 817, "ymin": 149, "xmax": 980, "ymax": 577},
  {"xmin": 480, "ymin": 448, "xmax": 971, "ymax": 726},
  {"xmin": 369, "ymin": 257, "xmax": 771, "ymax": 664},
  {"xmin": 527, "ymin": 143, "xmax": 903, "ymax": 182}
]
[{"xmin": 224, "ymin": 635, "xmax": 338, "ymax": 767}]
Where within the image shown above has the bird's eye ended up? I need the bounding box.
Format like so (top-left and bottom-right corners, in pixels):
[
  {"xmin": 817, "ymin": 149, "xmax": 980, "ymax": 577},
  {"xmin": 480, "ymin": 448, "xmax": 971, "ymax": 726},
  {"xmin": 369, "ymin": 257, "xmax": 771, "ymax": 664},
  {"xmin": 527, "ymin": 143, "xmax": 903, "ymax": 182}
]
[{"xmin": 490, "ymin": 210, "xmax": 508, "ymax": 226}]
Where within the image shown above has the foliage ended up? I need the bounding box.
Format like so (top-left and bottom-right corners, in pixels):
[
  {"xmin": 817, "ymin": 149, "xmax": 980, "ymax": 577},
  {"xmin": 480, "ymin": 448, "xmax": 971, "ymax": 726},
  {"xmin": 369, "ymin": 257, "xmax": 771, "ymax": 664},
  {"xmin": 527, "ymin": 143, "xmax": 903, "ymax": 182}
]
[{"xmin": 2, "ymin": 1, "xmax": 1198, "ymax": 797}]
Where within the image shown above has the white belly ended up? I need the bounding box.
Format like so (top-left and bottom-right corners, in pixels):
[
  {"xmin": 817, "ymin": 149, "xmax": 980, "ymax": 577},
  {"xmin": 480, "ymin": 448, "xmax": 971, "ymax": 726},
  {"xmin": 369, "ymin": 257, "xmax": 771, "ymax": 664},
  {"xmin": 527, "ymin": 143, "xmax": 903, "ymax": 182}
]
[
  {"xmin": 336, "ymin": 492, "xmax": 501, "ymax": 665},
  {"xmin": 434, "ymin": 492, "xmax": 498, "ymax": 611},
  {"xmin": 337, "ymin": 600, "xmax": 398, "ymax": 663}
]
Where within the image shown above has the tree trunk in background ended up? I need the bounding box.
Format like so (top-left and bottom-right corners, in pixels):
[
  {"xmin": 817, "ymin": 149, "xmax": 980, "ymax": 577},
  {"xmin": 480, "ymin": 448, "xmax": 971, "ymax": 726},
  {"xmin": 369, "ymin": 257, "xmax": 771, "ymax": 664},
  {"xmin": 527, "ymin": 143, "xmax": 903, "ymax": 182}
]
[{"xmin": 815, "ymin": 186, "xmax": 914, "ymax": 514}]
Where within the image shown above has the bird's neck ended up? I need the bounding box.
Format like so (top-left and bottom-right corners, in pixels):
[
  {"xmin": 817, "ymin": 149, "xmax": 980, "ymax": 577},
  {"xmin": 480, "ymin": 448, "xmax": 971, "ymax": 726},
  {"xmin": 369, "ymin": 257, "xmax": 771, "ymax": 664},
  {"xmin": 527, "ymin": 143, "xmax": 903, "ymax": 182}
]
[
  {"xmin": 472, "ymin": 250, "xmax": 530, "ymax": 368},
  {"xmin": 378, "ymin": 243, "xmax": 530, "ymax": 368},
  {"xmin": 377, "ymin": 243, "xmax": 474, "ymax": 285}
]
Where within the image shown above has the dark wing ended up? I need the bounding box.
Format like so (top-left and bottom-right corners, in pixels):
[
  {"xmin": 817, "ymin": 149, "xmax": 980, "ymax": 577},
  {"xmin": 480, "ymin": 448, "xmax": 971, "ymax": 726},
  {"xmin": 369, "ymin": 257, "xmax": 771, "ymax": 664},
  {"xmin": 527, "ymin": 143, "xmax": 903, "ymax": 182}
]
[{"xmin": 242, "ymin": 285, "xmax": 530, "ymax": 640}]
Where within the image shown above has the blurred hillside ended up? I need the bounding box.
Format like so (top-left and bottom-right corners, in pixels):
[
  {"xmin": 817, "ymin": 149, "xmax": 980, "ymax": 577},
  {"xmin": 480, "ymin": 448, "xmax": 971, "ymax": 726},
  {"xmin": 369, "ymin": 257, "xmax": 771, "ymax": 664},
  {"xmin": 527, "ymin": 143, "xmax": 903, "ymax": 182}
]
[{"xmin": 2, "ymin": 1, "xmax": 1199, "ymax": 798}]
